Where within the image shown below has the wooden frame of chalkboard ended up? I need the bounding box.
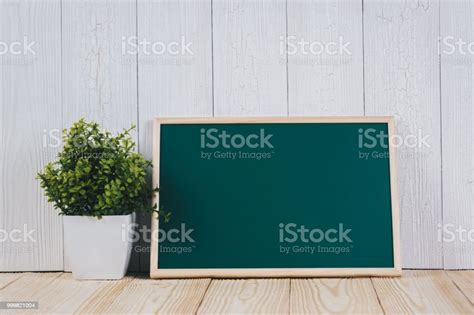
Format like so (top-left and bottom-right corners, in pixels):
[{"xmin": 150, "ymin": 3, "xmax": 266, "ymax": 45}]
[{"xmin": 150, "ymin": 117, "xmax": 401, "ymax": 278}]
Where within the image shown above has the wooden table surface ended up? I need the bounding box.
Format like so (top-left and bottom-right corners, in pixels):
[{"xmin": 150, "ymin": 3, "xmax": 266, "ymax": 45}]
[{"xmin": 0, "ymin": 270, "xmax": 472, "ymax": 314}]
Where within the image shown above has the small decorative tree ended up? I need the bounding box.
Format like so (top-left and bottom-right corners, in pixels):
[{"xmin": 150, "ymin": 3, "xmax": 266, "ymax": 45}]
[{"xmin": 37, "ymin": 118, "xmax": 166, "ymax": 219}]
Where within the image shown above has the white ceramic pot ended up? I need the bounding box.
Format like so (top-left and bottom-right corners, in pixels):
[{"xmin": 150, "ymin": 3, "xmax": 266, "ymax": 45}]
[{"xmin": 63, "ymin": 213, "xmax": 135, "ymax": 280}]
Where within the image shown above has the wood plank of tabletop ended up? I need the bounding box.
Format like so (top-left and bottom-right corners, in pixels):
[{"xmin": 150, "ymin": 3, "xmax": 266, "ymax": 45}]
[
  {"xmin": 372, "ymin": 270, "xmax": 473, "ymax": 314},
  {"xmin": 197, "ymin": 279, "xmax": 290, "ymax": 314},
  {"xmin": 0, "ymin": 272, "xmax": 61, "ymax": 296},
  {"xmin": 0, "ymin": 273, "xmax": 132, "ymax": 314},
  {"xmin": 290, "ymin": 278, "xmax": 383, "ymax": 314},
  {"xmin": 0, "ymin": 272, "xmax": 23, "ymax": 290},
  {"xmin": 447, "ymin": 271, "xmax": 474, "ymax": 304},
  {"xmin": 97, "ymin": 277, "xmax": 211, "ymax": 314},
  {"xmin": 0, "ymin": 273, "xmax": 62, "ymax": 313}
]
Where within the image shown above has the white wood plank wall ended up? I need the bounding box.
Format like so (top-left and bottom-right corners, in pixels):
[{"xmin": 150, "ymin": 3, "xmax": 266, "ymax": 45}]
[
  {"xmin": 0, "ymin": 0, "xmax": 472, "ymax": 271},
  {"xmin": 440, "ymin": 0, "xmax": 474, "ymax": 269},
  {"xmin": 0, "ymin": 0, "xmax": 63, "ymax": 271},
  {"xmin": 364, "ymin": 0, "xmax": 443, "ymax": 268}
]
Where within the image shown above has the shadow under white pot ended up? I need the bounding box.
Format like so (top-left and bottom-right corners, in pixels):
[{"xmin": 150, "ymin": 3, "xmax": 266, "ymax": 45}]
[{"xmin": 63, "ymin": 213, "xmax": 135, "ymax": 280}]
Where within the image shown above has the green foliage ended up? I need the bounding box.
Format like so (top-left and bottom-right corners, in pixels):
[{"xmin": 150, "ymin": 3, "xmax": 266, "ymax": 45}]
[{"xmin": 37, "ymin": 119, "xmax": 165, "ymax": 219}]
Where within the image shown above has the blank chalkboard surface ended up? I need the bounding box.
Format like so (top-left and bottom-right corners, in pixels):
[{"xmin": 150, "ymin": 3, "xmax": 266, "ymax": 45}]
[{"xmin": 150, "ymin": 117, "xmax": 401, "ymax": 278}]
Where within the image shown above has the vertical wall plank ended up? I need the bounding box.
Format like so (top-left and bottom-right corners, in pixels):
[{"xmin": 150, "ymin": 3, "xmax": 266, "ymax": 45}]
[
  {"xmin": 61, "ymin": 0, "xmax": 138, "ymax": 271},
  {"xmin": 287, "ymin": 0, "xmax": 364, "ymax": 115},
  {"xmin": 213, "ymin": 0, "xmax": 287, "ymax": 116},
  {"xmin": 137, "ymin": 0, "xmax": 213, "ymax": 271},
  {"xmin": 62, "ymin": 0, "xmax": 137, "ymax": 132},
  {"xmin": 0, "ymin": 0, "xmax": 63, "ymax": 270},
  {"xmin": 364, "ymin": 0, "xmax": 442, "ymax": 268},
  {"xmin": 440, "ymin": 0, "xmax": 474, "ymax": 269}
]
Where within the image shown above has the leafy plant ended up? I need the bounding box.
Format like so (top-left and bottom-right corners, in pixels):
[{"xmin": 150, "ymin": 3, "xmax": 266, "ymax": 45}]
[{"xmin": 37, "ymin": 119, "xmax": 168, "ymax": 219}]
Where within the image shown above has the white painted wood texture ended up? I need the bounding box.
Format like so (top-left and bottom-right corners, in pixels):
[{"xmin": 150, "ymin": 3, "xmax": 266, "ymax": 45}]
[
  {"xmin": 62, "ymin": 0, "xmax": 137, "ymax": 132},
  {"xmin": 61, "ymin": 0, "xmax": 139, "ymax": 271},
  {"xmin": 364, "ymin": 0, "xmax": 443, "ymax": 268},
  {"xmin": 0, "ymin": 0, "xmax": 472, "ymax": 271},
  {"xmin": 287, "ymin": 0, "xmax": 364, "ymax": 115},
  {"xmin": 440, "ymin": 0, "xmax": 474, "ymax": 269},
  {"xmin": 0, "ymin": 0, "xmax": 63, "ymax": 271},
  {"xmin": 213, "ymin": 0, "xmax": 287, "ymax": 116}
]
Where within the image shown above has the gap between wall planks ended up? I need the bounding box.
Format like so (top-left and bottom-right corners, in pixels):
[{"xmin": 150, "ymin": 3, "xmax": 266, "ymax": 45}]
[
  {"xmin": 0, "ymin": 271, "xmax": 472, "ymax": 314},
  {"xmin": 0, "ymin": 0, "xmax": 472, "ymax": 271}
]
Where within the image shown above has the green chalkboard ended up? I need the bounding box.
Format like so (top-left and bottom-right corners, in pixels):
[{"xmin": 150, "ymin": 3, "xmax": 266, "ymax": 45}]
[{"xmin": 150, "ymin": 118, "xmax": 400, "ymax": 278}]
